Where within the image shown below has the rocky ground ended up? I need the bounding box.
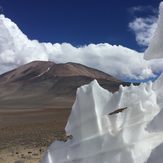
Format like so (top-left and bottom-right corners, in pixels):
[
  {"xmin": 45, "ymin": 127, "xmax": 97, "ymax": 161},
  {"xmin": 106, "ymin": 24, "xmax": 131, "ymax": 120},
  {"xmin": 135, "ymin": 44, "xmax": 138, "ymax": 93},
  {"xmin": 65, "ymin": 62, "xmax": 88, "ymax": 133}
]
[
  {"xmin": 0, "ymin": 146, "xmax": 45, "ymax": 163},
  {"xmin": 0, "ymin": 108, "xmax": 70, "ymax": 163}
]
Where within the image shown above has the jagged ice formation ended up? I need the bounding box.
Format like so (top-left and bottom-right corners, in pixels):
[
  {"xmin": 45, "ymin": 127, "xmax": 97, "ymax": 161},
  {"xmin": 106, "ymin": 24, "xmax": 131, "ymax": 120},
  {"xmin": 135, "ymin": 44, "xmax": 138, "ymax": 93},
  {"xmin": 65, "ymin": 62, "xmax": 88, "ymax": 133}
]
[{"xmin": 41, "ymin": 78, "xmax": 163, "ymax": 163}]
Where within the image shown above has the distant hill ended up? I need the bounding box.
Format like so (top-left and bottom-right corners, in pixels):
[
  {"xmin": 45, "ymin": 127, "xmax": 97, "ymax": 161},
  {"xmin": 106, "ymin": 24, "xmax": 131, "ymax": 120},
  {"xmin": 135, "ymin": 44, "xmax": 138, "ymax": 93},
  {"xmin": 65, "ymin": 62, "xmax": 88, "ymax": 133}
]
[{"xmin": 0, "ymin": 61, "xmax": 129, "ymax": 109}]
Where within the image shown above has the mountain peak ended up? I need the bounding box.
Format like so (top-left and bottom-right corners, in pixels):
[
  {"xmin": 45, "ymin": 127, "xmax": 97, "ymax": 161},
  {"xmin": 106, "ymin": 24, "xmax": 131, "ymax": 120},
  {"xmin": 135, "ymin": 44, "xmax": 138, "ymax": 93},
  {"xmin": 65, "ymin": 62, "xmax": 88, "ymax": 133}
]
[{"xmin": 0, "ymin": 61, "xmax": 121, "ymax": 83}]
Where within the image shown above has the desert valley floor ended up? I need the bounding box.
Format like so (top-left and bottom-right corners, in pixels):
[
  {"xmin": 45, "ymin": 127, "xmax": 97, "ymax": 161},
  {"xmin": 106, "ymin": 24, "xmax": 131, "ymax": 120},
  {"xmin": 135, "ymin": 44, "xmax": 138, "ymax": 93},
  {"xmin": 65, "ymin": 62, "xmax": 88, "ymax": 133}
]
[{"xmin": 0, "ymin": 107, "xmax": 71, "ymax": 163}]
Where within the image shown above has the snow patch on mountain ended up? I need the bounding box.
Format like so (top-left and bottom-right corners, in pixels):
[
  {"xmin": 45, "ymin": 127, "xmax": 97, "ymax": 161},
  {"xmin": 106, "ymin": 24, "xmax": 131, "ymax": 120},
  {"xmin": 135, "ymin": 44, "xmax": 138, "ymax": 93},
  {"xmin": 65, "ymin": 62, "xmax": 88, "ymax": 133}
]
[{"xmin": 34, "ymin": 66, "xmax": 52, "ymax": 78}]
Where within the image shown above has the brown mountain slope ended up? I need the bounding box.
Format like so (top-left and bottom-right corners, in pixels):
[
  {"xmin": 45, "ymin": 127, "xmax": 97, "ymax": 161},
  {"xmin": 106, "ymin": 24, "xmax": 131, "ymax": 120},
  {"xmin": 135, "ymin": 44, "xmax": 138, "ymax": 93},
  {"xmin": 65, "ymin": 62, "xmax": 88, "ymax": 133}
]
[
  {"xmin": 0, "ymin": 61, "xmax": 129, "ymax": 109},
  {"xmin": 0, "ymin": 61, "xmax": 119, "ymax": 83}
]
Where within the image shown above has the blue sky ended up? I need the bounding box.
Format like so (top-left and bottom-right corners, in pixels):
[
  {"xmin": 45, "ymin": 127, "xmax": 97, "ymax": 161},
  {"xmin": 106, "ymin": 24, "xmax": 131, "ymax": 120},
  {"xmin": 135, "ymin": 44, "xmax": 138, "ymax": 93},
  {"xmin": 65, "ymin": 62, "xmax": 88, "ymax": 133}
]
[{"xmin": 0, "ymin": 0, "xmax": 161, "ymax": 51}]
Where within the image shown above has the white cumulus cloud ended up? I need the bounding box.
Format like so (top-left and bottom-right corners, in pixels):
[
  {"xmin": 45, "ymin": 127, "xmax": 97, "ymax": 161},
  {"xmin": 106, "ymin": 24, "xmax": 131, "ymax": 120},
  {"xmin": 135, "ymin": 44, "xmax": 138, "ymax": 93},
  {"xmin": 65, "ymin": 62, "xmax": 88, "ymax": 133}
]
[
  {"xmin": 129, "ymin": 17, "xmax": 157, "ymax": 47},
  {"xmin": 128, "ymin": 4, "xmax": 158, "ymax": 47},
  {"xmin": 0, "ymin": 2, "xmax": 163, "ymax": 81},
  {"xmin": 0, "ymin": 14, "xmax": 154, "ymax": 81}
]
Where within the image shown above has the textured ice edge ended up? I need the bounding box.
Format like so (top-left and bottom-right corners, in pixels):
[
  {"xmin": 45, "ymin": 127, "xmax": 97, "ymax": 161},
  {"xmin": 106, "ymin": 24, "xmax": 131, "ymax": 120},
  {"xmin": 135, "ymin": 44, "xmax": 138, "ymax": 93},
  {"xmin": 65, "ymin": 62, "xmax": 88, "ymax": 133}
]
[{"xmin": 42, "ymin": 77, "xmax": 163, "ymax": 163}]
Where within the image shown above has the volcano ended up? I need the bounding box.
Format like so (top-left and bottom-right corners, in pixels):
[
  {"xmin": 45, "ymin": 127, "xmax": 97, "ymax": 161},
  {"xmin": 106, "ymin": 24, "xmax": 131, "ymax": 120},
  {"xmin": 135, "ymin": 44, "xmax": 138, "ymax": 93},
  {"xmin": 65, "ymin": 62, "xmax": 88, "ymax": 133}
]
[{"xmin": 0, "ymin": 61, "xmax": 128, "ymax": 109}]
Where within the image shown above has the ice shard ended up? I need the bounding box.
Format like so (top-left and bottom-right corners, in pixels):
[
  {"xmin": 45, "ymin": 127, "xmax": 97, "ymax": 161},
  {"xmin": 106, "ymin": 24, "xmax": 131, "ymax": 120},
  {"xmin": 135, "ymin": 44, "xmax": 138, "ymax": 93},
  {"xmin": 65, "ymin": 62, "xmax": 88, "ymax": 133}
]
[{"xmin": 42, "ymin": 80, "xmax": 163, "ymax": 163}]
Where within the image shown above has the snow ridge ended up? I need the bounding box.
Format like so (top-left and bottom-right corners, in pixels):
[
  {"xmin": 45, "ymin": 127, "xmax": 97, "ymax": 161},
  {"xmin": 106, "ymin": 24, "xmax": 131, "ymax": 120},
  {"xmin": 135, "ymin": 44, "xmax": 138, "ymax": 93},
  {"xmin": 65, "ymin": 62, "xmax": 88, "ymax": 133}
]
[{"xmin": 42, "ymin": 80, "xmax": 163, "ymax": 163}]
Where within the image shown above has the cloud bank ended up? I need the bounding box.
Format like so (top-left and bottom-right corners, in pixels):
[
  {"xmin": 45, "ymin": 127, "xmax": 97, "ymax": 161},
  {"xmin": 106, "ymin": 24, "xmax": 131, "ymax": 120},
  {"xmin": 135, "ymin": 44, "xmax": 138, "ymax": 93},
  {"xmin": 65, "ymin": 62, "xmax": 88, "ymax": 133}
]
[{"xmin": 0, "ymin": 2, "xmax": 163, "ymax": 81}]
